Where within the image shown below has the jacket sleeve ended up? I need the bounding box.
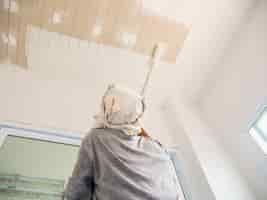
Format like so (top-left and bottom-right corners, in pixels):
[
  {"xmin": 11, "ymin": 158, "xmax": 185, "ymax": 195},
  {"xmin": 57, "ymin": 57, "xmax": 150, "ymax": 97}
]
[{"xmin": 64, "ymin": 133, "xmax": 94, "ymax": 200}]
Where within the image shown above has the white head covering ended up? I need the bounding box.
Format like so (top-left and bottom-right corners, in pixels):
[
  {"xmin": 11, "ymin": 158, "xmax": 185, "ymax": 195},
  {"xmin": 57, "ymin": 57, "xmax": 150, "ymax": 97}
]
[
  {"xmin": 93, "ymin": 45, "xmax": 163, "ymax": 135},
  {"xmin": 94, "ymin": 84, "xmax": 145, "ymax": 136}
]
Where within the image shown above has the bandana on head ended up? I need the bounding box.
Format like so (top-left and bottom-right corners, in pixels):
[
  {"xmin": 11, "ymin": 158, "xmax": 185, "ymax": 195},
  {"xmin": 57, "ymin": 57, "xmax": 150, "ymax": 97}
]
[{"xmin": 94, "ymin": 84, "xmax": 145, "ymax": 136}]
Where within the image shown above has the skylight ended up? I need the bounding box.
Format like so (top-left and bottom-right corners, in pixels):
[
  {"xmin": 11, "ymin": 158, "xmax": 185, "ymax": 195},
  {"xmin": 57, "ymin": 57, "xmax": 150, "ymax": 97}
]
[{"xmin": 249, "ymin": 107, "xmax": 267, "ymax": 154}]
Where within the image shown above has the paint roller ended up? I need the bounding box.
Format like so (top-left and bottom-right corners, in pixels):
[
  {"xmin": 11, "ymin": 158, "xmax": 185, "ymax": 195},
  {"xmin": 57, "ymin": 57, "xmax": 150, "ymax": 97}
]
[
  {"xmin": 97, "ymin": 43, "xmax": 166, "ymax": 126},
  {"xmin": 140, "ymin": 43, "xmax": 166, "ymax": 97}
]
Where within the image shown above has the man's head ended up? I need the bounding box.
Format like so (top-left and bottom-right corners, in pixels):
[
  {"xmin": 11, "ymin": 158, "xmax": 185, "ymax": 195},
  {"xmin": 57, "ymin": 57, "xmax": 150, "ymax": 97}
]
[
  {"xmin": 94, "ymin": 84, "xmax": 145, "ymax": 135},
  {"xmin": 102, "ymin": 84, "xmax": 145, "ymax": 125}
]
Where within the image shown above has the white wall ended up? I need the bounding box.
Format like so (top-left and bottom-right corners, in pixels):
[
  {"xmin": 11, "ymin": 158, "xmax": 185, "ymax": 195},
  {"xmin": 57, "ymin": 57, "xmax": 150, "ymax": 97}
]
[
  {"xmin": 160, "ymin": 102, "xmax": 216, "ymax": 200},
  {"xmin": 200, "ymin": 1, "xmax": 267, "ymax": 199},
  {"xmin": 165, "ymin": 99, "xmax": 256, "ymax": 200},
  {"xmin": 172, "ymin": 0, "xmax": 254, "ymax": 101}
]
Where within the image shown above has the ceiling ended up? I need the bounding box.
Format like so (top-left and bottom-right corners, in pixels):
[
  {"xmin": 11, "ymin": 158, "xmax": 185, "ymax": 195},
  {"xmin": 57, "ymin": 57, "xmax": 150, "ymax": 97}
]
[{"xmin": 0, "ymin": 0, "xmax": 256, "ymax": 135}]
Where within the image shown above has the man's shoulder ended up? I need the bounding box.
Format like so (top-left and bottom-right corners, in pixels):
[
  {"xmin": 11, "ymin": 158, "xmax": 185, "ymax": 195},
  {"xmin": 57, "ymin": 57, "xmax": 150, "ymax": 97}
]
[{"xmin": 83, "ymin": 128, "xmax": 107, "ymax": 140}]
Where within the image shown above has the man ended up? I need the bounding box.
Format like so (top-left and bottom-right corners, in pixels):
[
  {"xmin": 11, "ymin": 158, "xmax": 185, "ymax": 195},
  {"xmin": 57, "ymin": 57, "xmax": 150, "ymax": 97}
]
[{"xmin": 64, "ymin": 84, "xmax": 180, "ymax": 200}]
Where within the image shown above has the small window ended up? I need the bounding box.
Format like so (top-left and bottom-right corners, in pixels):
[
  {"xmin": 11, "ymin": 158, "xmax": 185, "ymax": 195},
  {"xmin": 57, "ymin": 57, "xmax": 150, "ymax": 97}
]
[{"xmin": 249, "ymin": 106, "xmax": 267, "ymax": 154}]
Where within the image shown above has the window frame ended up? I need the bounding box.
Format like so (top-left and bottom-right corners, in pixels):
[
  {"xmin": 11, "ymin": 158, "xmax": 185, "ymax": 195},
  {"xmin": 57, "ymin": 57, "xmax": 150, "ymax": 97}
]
[
  {"xmin": 0, "ymin": 122, "xmax": 82, "ymax": 148},
  {"xmin": 250, "ymin": 106, "xmax": 267, "ymax": 140},
  {"xmin": 249, "ymin": 105, "xmax": 267, "ymax": 154}
]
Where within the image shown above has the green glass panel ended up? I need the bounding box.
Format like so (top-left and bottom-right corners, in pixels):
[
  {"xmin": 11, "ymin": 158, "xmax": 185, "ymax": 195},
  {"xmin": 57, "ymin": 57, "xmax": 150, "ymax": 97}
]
[{"xmin": 0, "ymin": 174, "xmax": 64, "ymax": 200}]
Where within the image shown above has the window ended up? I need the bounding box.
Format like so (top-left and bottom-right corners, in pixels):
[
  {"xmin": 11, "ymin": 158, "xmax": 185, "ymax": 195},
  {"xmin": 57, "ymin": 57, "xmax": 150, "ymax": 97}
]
[{"xmin": 249, "ymin": 106, "xmax": 267, "ymax": 154}]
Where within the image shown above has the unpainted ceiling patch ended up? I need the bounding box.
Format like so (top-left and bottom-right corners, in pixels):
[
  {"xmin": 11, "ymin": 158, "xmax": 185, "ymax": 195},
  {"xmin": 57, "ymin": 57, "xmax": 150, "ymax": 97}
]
[
  {"xmin": 9, "ymin": 0, "xmax": 19, "ymax": 13},
  {"xmin": 1, "ymin": 33, "xmax": 9, "ymax": 44},
  {"xmin": 51, "ymin": 11, "xmax": 65, "ymax": 25},
  {"xmin": 8, "ymin": 33, "xmax": 17, "ymax": 47},
  {"xmin": 92, "ymin": 23, "xmax": 103, "ymax": 38},
  {"xmin": 119, "ymin": 32, "xmax": 137, "ymax": 48},
  {"xmin": 3, "ymin": 0, "xmax": 10, "ymax": 10},
  {"xmin": 0, "ymin": 0, "xmax": 190, "ymax": 68}
]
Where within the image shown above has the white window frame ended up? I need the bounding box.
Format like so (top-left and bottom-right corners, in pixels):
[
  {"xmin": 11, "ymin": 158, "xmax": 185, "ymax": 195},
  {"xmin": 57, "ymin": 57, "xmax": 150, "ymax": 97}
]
[
  {"xmin": 0, "ymin": 129, "xmax": 7, "ymax": 148},
  {"xmin": 249, "ymin": 106, "xmax": 267, "ymax": 154},
  {"xmin": 0, "ymin": 122, "xmax": 82, "ymax": 148}
]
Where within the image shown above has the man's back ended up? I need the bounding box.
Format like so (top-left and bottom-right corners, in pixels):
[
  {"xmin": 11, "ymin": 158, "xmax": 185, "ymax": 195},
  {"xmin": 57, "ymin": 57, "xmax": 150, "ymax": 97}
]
[{"xmin": 65, "ymin": 128, "xmax": 179, "ymax": 200}]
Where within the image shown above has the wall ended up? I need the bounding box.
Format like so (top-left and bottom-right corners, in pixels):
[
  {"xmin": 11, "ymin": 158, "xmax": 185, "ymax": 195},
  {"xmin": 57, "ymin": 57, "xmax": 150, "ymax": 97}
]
[
  {"xmin": 172, "ymin": 0, "xmax": 254, "ymax": 101},
  {"xmin": 165, "ymin": 99, "xmax": 256, "ymax": 200},
  {"xmin": 160, "ymin": 102, "xmax": 216, "ymax": 200},
  {"xmin": 200, "ymin": 1, "xmax": 267, "ymax": 199}
]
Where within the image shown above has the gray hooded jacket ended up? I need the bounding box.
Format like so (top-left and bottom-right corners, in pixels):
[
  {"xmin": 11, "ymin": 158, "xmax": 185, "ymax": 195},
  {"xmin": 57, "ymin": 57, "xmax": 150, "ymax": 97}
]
[{"xmin": 64, "ymin": 128, "xmax": 188, "ymax": 200}]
